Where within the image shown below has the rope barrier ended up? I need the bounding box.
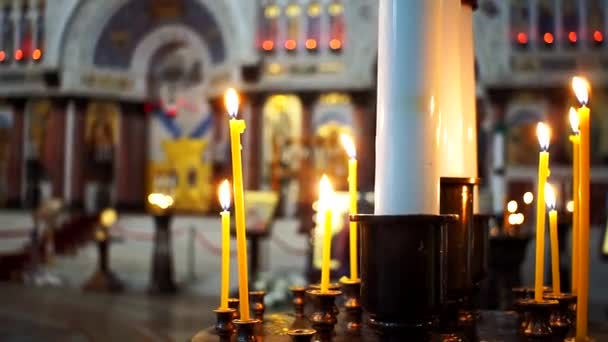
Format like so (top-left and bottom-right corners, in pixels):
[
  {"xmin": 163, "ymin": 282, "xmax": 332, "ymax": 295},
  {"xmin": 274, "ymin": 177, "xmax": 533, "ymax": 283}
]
[
  {"xmin": 0, "ymin": 228, "xmax": 32, "ymax": 239},
  {"xmin": 195, "ymin": 231, "xmax": 237, "ymax": 257},
  {"xmin": 271, "ymin": 233, "xmax": 308, "ymax": 256}
]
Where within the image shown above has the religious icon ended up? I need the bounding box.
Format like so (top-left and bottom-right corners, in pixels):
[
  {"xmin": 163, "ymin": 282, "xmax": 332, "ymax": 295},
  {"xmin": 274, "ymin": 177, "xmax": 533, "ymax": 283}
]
[{"xmin": 85, "ymin": 101, "xmax": 119, "ymax": 164}]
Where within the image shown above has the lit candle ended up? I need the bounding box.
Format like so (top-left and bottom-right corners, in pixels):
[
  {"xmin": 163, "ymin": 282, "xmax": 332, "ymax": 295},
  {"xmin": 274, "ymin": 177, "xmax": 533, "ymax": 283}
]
[
  {"xmin": 319, "ymin": 175, "xmax": 334, "ymax": 293},
  {"xmin": 534, "ymin": 122, "xmax": 550, "ymax": 302},
  {"xmin": 225, "ymin": 88, "xmax": 250, "ymax": 321},
  {"xmin": 572, "ymin": 76, "xmax": 590, "ymax": 340},
  {"xmin": 340, "ymin": 134, "xmax": 359, "ymax": 281},
  {"xmin": 569, "ymin": 107, "xmax": 580, "ymax": 295},
  {"xmin": 545, "ymin": 183, "xmax": 560, "ymax": 295},
  {"xmin": 218, "ymin": 180, "xmax": 231, "ymax": 310}
]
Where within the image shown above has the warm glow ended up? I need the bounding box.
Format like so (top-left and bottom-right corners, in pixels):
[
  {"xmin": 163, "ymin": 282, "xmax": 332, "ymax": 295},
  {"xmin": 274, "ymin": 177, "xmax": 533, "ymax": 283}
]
[
  {"xmin": 593, "ymin": 30, "xmax": 604, "ymax": 42},
  {"xmin": 308, "ymin": 3, "xmax": 321, "ymax": 17},
  {"xmin": 545, "ymin": 183, "xmax": 556, "ymax": 210},
  {"xmin": 543, "ymin": 32, "xmax": 554, "ymax": 44},
  {"xmin": 329, "ymin": 39, "xmax": 342, "ymax": 50},
  {"xmin": 567, "ymin": 200, "xmax": 574, "ymax": 213},
  {"xmin": 305, "ymin": 38, "xmax": 317, "ymax": 49},
  {"xmin": 32, "ymin": 49, "xmax": 42, "ymax": 60},
  {"xmin": 507, "ymin": 200, "xmax": 518, "ymax": 213},
  {"xmin": 100, "ymin": 208, "xmax": 118, "ymax": 227},
  {"xmin": 523, "ymin": 191, "xmax": 534, "ymax": 204},
  {"xmin": 14, "ymin": 49, "xmax": 23, "ymax": 61},
  {"xmin": 568, "ymin": 31, "xmax": 578, "ymax": 43},
  {"xmin": 148, "ymin": 193, "xmax": 174, "ymax": 210},
  {"xmin": 340, "ymin": 134, "xmax": 356, "ymax": 159},
  {"xmin": 0, "ymin": 51, "xmax": 5, "ymax": 62},
  {"xmin": 284, "ymin": 39, "xmax": 297, "ymax": 50},
  {"xmin": 572, "ymin": 76, "xmax": 590, "ymax": 105},
  {"xmin": 319, "ymin": 175, "xmax": 334, "ymax": 205},
  {"xmin": 516, "ymin": 213, "xmax": 525, "ymax": 225},
  {"xmin": 262, "ymin": 40, "xmax": 274, "ymax": 51},
  {"xmin": 537, "ymin": 122, "xmax": 550, "ymax": 151},
  {"xmin": 218, "ymin": 179, "xmax": 231, "ymax": 211},
  {"xmin": 224, "ymin": 88, "xmax": 239, "ymax": 118},
  {"xmin": 569, "ymin": 107, "xmax": 580, "ymax": 134},
  {"xmin": 264, "ymin": 5, "xmax": 280, "ymax": 18},
  {"xmin": 509, "ymin": 213, "xmax": 525, "ymax": 225},
  {"xmin": 517, "ymin": 32, "xmax": 528, "ymax": 44}
]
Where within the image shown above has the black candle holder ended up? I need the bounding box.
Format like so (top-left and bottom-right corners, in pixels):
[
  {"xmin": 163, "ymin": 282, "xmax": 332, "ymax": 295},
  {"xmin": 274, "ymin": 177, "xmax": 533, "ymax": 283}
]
[
  {"xmin": 352, "ymin": 214, "xmax": 455, "ymax": 341},
  {"xmin": 517, "ymin": 299, "xmax": 558, "ymax": 342},
  {"xmin": 213, "ymin": 307, "xmax": 236, "ymax": 341},
  {"xmin": 287, "ymin": 328, "xmax": 316, "ymax": 342},
  {"xmin": 307, "ymin": 289, "xmax": 342, "ymax": 341},
  {"xmin": 228, "ymin": 298, "xmax": 240, "ymax": 321},
  {"xmin": 249, "ymin": 290, "xmax": 266, "ymax": 322},
  {"xmin": 544, "ymin": 293, "xmax": 577, "ymax": 340},
  {"xmin": 233, "ymin": 319, "xmax": 260, "ymax": 342},
  {"xmin": 290, "ymin": 286, "xmax": 306, "ymax": 317},
  {"xmin": 340, "ymin": 277, "xmax": 362, "ymax": 332},
  {"xmin": 513, "ymin": 287, "xmax": 552, "ymax": 333},
  {"xmin": 308, "ymin": 283, "xmax": 341, "ymax": 317}
]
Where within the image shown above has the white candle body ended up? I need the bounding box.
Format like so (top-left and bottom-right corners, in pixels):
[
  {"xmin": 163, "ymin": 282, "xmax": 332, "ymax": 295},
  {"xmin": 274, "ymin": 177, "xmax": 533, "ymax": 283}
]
[
  {"xmin": 374, "ymin": 0, "xmax": 441, "ymax": 215},
  {"xmin": 460, "ymin": 4, "xmax": 479, "ymax": 212},
  {"xmin": 439, "ymin": 0, "xmax": 465, "ymax": 177}
]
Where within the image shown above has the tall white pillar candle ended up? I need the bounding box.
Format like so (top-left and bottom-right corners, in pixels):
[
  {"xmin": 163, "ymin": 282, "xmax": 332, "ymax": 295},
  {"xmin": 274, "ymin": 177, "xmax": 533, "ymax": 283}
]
[
  {"xmin": 460, "ymin": 1, "xmax": 479, "ymax": 211},
  {"xmin": 374, "ymin": 0, "xmax": 442, "ymax": 215},
  {"xmin": 439, "ymin": 0, "xmax": 465, "ymax": 177}
]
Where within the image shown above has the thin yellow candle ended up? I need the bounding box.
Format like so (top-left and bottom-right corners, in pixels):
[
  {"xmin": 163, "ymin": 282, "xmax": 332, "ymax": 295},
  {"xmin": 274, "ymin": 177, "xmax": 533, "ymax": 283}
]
[
  {"xmin": 340, "ymin": 134, "xmax": 359, "ymax": 281},
  {"xmin": 225, "ymin": 88, "xmax": 250, "ymax": 321},
  {"xmin": 319, "ymin": 175, "xmax": 334, "ymax": 293},
  {"xmin": 573, "ymin": 76, "xmax": 590, "ymax": 340},
  {"xmin": 534, "ymin": 122, "xmax": 550, "ymax": 302},
  {"xmin": 545, "ymin": 183, "xmax": 561, "ymax": 295},
  {"xmin": 218, "ymin": 180, "xmax": 231, "ymax": 310},
  {"xmin": 569, "ymin": 107, "xmax": 580, "ymax": 295}
]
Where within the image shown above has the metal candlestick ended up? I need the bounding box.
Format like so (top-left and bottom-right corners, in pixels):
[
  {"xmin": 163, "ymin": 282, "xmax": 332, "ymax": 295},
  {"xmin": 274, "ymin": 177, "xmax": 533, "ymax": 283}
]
[
  {"xmin": 249, "ymin": 290, "xmax": 266, "ymax": 321},
  {"xmin": 352, "ymin": 214, "xmax": 455, "ymax": 341},
  {"xmin": 228, "ymin": 298, "xmax": 240, "ymax": 321},
  {"xmin": 309, "ymin": 283, "xmax": 341, "ymax": 317},
  {"xmin": 150, "ymin": 214, "xmax": 177, "ymax": 294},
  {"xmin": 287, "ymin": 328, "xmax": 316, "ymax": 342},
  {"xmin": 213, "ymin": 308, "xmax": 236, "ymax": 341},
  {"xmin": 518, "ymin": 299, "xmax": 558, "ymax": 342},
  {"xmin": 290, "ymin": 286, "xmax": 306, "ymax": 317},
  {"xmin": 307, "ymin": 289, "xmax": 341, "ymax": 341},
  {"xmin": 233, "ymin": 319, "xmax": 260, "ymax": 342},
  {"xmin": 340, "ymin": 277, "xmax": 362, "ymax": 332},
  {"xmin": 544, "ymin": 293, "xmax": 577, "ymax": 340},
  {"xmin": 513, "ymin": 287, "xmax": 552, "ymax": 333}
]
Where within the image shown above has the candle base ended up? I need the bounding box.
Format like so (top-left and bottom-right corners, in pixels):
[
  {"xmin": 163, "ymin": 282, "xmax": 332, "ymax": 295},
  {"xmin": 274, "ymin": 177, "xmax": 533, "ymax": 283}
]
[
  {"xmin": 352, "ymin": 214, "xmax": 456, "ymax": 342},
  {"xmin": 287, "ymin": 328, "xmax": 316, "ymax": 342},
  {"xmin": 289, "ymin": 286, "xmax": 306, "ymax": 317},
  {"xmin": 228, "ymin": 298, "xmax": 240, "ymax": 321},
  {"xmin": 213, "ymin": 308, "xmax": 236, "ymax": 341},
  {"xmin": 340, "ymin": 278, "xmax": 362, "ymax": 333},
  {"xmin": 249, "ymin": 290, "xmax": 266, "ymax": 322},
  {"xmin": 233, "ymin": 318, "xmax": 261, "ymax": 342},
  {"xmin": 307, "ymin": 289, "xmax": 342, "ymax": 341},
  {"xmin": 517, "ymin": 299, "xmax": 558, "ymax": 342},
  {"xmin": 308, "ymin": 283, "xmax": 341, "ymax": 317},
  {"xmin": 543, "ymin": 293, "xmax": 577, "ymax": 340}
]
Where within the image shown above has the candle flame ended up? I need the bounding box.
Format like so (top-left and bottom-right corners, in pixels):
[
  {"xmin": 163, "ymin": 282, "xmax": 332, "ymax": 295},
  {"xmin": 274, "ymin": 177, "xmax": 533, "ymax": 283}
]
[
  {"xmin": 567, "ymin": 200, "xmax": 574, "ymax": 213},
  {"xmin": 537, "ymin": 122, "xmax": 550, "ymax": 151},
  {"xmin": 218, "ymin": 179, "xmax": 231, "ymax": 210},
  {"xmin": 224, "ymin": 88, "xmax": 239, "ymax": 118},
  {"xmin": 147, "ymin": 193, "xmax": 174, "ymax": 210},
  {"xmin": 572, "ymin": 76, "xmax": 590, "ymax": 105},
  {"xmin": 340, "ymin": 134, "xmax": 356, "ymax": 159},
  {"xmin": 100, "ymin": 208, "xmax": 118, "ymax": 228},
  {"xmin": 545, "ymin": 183, "xmax": 556, "ymax": 210},
  {"xmin": 507, "ymin": 200, "xmax": 518, "ymax": 213},
  {"xmin": 569, "ymin": 107, "xmax": 580, "ymax": 134},
  {"xmin": 319, "ymin": 174, "xmax": 334, "ymax": 205}
]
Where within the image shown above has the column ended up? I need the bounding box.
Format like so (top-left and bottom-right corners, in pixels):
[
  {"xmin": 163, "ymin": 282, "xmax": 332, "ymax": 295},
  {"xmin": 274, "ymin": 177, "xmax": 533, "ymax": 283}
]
[
  {"xmin": 374, "ymin": 0, "xmax": 442, "ymax": 214},
  {"xmin": 63, "ymin": 100, "xmax": 75, "ymax": 205}
]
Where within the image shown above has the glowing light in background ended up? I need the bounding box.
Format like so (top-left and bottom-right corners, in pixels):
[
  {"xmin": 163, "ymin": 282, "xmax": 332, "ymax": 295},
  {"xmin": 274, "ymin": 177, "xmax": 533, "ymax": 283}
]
[
  {"xmin": 523, "ymin": 192, "xmax": 534, "ymax": 204},
  {"xmin": 507, "ymin": 200, "xmax": 518, "ymax": 213}
]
